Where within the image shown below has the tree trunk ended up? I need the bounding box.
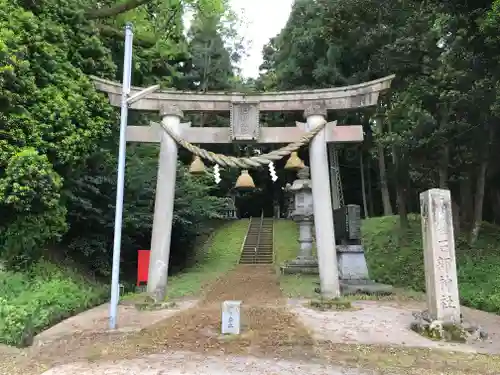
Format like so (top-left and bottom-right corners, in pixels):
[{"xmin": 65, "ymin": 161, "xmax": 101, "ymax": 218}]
[
  {"xmin": 392, "ymin": 145, "xmax": 408, "ymax": 229},
  {"xmin": 469, "ymin": 126, "xmax": 493, "ymax": 244},
  {"xmin": 438, "ymin": 144, "xmax": 449, "ymax": 188},
  {"xmin": 367, "ymin": 156, "xmax": 374, "ymax": 217},
  {"xmin": 387, "ymin": 116, "xmax": 407, "ymax": 228},
  {"xmin": 460, "ymin": 176, "xmax": 473, "ymax": 231},
  {"xmin": 378, "ymin": 144, "xmax": 393, "ymax": 216},
  {"xmin": 492, "ymin": 190, "xmax": 500, "ymax": 224},
  {"xmin": 395, "ymin": 181, "xmax": 408, "ymax": 228},
  {"xmin": 469, "ymin": 160, "xmax": 487, "ymax": 244},
  {"xmin": 451, "ymin": 197, "xmax": 460, "ymax": 236},
  {"xmin": 360, "ymin": 150, "xmax": 369, "ymax": 218}
]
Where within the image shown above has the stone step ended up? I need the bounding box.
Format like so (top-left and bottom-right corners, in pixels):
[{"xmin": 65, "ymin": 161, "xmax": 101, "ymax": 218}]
[
  {"xmin": 242, "ymin": 250, "xmax": 272, "ymax": 254},
  {"xmin": 239, "ymin": 219, "xmax": 274, "ymax": 264},
  {"xmin": 240, "ymin": 252, "xmax": 273, "ymax": 256},
  {"xmin": 241, "ymin": 253, "xmax": 273, "ymax": 257}
]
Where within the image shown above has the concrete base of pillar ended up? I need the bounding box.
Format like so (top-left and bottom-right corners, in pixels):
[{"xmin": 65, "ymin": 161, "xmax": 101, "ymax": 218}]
[
  {"xmin": 280, "ymin": 257, "xmax": 319, "ymax": 275},
  {"xmin": 339, "ymin": 279, "xmax": 393, "ymax": 296},
  {"xmin": 333, "ymin": 244, "xmax": 393, "ymax": 296},
  {"xmin": 336, "ymin": 244, "xmax": 370, "ymax": 280},
  {"xmin": 314, "ymin": 280, "xmax": 393, "ymax": 296}
]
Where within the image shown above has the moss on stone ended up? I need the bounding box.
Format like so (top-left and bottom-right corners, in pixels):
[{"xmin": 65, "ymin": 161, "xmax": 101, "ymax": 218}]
[{"xmin": 410, "ymin": 320, "xmax": 467, "ymax": 343}]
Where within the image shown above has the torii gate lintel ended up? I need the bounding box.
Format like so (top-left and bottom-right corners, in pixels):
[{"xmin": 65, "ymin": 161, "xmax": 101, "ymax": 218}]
[{"xmin": 125, "ymin": 122, "xmax": 363, "ymax": 144}]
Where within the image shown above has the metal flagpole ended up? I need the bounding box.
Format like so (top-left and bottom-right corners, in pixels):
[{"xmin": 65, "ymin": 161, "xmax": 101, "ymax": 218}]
[{"xmin": 109, "ymin": 22, "xmax": 133, "ymax": 330}]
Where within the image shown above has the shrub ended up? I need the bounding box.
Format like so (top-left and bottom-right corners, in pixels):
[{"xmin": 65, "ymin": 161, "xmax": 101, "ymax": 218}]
[{"xmin": 0, "ymin": 261, "xmax": 107, "ymax": 347}]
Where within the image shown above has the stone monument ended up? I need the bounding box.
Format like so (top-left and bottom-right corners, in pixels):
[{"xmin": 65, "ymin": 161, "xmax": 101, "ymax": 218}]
[
  {"xmin": 335, "ymin": 204, "xmax": 369, "ymax": 280},
  {"xmin": 412, "ymin": 188, "xmax": 487, "ymax": 342},
  {"xmin": 420, "ymin": 188, "xmax": 460, "ymax": 323},
  {"xmin": 332, "ymin": 204, "xmax": 393, "ymax": 295},
  {"xmin": 281, "ymin": 167, "xmax": 319, "ymax": 274},
  {"xmin": 221, "ymin": 300, "xmax": 241, "ymax": 335}
]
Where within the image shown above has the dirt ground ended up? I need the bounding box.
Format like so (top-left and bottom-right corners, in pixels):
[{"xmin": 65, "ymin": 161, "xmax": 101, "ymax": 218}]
[
  {"xmin": 32, "ymin": 300, "xmax": 198, "ymax": 347},
  {"xmin": 2, "ymin": 265, "xmax": 500, "ymax": 375}
]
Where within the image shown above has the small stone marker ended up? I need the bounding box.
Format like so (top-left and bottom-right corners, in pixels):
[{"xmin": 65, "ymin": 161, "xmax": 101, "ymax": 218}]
[
  {"xmin": 420, "ymin": 188, "xmax": 461, "ymax": 323},
  {"xmin": 221, "ymin": 300, "xmax": 241, "ymax": 335}
]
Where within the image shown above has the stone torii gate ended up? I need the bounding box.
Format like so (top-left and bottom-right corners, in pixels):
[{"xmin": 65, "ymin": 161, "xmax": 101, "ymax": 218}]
[{"xmin": 92, "ymin": 75, "xmax": 394, "ymax": 300}]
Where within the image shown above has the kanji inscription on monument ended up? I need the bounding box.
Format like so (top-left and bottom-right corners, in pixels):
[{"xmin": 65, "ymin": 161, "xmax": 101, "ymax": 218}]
[
  {"xmin": 420, "ymin": 188, "xmax": 460, "ymax": 323},
  {"xmin": 230, "ymin": 102, "xmax": 260, "ymax": 141},
  {"xmin": 221, "ymin": 300, "xmax": 241, "ymax": 334}
]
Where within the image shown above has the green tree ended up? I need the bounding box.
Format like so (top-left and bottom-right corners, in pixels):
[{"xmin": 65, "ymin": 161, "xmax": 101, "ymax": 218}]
[{"xmin": 259, "ymin": 0, "xmax": 500, "ymax": 241}]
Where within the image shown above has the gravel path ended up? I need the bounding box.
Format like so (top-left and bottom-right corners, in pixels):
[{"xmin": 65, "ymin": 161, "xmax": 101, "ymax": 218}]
[{"xmin": 40, "ymin": 351, "xmax": 377, "ymax": 375}]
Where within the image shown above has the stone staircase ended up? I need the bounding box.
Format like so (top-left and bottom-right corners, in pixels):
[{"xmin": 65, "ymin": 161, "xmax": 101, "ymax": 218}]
[{"xmin": 239, "ymin": 217, "xmax": 274, "ymax": 264}]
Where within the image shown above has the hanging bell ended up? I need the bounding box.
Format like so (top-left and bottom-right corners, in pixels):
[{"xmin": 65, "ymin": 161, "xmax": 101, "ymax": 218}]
[
  {"xmin": 285, "ymin": 151, "xmax": 304, "ymax": 170},
  {"xmin": 234, "ymin": 169, "xmax": 255, "ymax": 189},
  {"xmin": 189, "ymin": 155, "xmax": 206, "ymax": 175}
]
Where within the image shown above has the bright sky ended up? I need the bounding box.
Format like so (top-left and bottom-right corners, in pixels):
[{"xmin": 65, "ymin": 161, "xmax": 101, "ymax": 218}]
[{"xmin": 230, "ymin": 0, "xmax": 294, "ymax": 78}]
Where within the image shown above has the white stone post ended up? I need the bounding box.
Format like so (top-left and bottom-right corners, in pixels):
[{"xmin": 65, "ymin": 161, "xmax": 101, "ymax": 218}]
[
  {"xmin": 304, "ymin": 104, "xmax": 340, "ymax": 298},
  {"xmin": 147, "ymin": 104, "xmax": 184, "ymax": 301},
  {"xmin": 420, "ymin": 188, "xmax": 461, "ymax": 323}
]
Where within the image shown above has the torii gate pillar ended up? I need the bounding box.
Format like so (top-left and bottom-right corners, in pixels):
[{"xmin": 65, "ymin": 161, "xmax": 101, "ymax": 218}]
[
  {"xmin": 147, "ymin": 104, "xmax": 190, "ymax": 300},
  {"xmin": 304, "ymin": 104, "xmax": 340, "ymax": 297}
]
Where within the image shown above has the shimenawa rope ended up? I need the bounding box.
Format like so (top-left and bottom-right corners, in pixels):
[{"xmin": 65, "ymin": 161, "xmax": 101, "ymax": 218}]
[{"xmin": 160, "ymin": 120, "xmax": 326, "ymax": 169}]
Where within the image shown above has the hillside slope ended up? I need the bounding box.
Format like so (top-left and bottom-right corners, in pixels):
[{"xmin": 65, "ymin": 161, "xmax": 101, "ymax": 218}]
[
  {"xmin": 363, "ymin": 215, "xmax": 500, "ymax": 313},
  {"xmin": 274, "ymin": 216, "xmax": 500, "ymax": 314}
]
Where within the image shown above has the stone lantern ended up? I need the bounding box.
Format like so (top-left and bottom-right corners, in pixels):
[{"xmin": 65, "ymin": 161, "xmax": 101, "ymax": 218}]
[
  {"xmin": 221, "ymin": 197, "xmax": 238, "ymax": 219},
  {"xmin": 281, "ymin": 167, "xmax": 319, "ymax": 274}
]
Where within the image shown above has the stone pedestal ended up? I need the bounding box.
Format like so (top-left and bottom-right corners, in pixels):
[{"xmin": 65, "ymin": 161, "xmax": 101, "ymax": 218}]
[
  {"xmin": 333, "ymin": 204, "xmax": 393, "ymax": 295},
  {"xmin": 281, "ymin": 216, "xmax": 319, "ymax": 275},
  {"xmin": 334, "ymin": 205, "xmax": 370, "ymax": 281},
  {"xmin": 337, "ymin": 245, "xmax": 369, "ymax": 280},
  {"xmin": 420, "ymin": 188, "xmax": 461, "ymax": 323}
]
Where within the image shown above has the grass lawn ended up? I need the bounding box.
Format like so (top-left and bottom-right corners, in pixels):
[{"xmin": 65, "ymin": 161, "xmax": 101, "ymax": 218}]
[
  {"xmin": 273, "ymin": 219, "xmax": 319, "ymax": 298},
  {"xmin": 165, "ymin": 219, "xmax": 249, "ymax": 298},
  {"xmin": 124, "ymin": 219, "xmax": 250, "ymax": 301}
]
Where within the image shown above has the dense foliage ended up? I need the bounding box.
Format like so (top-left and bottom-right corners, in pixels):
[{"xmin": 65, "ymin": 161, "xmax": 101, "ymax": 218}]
[
  {"xmin": 0, "ymin": 0, "xmax": 242, "ymax": 347},
  {"xmin": 0, "ymin": 261, "xmax": 107, "ymax": 346},
  {"xmin": 0, "ymin": 0, "xmax": 238, "ymax": 276},
  {"xmin": 259, "ymin": 0, "xmax": 500, "ymax": 245}
]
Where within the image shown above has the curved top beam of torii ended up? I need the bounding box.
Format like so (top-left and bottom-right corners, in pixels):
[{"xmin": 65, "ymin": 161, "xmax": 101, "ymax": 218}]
[{"xmin": 90, "ymin": 74, "xmax": 395, "ymax": 112}]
